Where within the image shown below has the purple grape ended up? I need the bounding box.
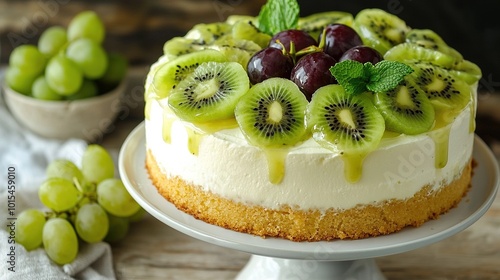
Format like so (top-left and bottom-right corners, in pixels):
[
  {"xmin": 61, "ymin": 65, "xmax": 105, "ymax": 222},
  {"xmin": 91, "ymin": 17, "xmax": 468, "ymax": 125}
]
[
  {"xmin": 247, "ymin": 47, "xmax": 294, "ymax": 84},
  {"xmin": 268, "ymin": 30, "xmax": 317, "ymax": 53},
  {"xmin": 339, "ymin": 46, "xmax": 383, "ymax": 64},
  {"xmin": 321, "ymin": 24, "xmax": 363, "ymax": 61},
  {"xmin": 290, "ymin": 52, "xmax": 337, "ymax": 100}
]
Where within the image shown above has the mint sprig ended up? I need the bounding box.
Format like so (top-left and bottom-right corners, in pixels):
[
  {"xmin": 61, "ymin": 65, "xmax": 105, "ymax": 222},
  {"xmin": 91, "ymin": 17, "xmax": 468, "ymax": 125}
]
[
  {"xmin": 257, "ymin": 0, "xmax": 300, "ymax": 35},
  {"xmin": 330, "ymin": 60, "xmax": 414, "ymax": 95}
]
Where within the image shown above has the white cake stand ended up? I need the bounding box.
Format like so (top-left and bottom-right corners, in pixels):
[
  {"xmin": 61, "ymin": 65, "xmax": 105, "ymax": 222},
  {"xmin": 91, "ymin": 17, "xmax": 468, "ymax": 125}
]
[{"xmin": 119, "ymin": 123, "xmax": 499, "ymax": 280}]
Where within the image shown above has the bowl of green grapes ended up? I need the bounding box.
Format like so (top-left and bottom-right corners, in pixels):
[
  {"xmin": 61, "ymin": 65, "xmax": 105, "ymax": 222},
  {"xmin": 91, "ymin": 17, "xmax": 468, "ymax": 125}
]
[{"xmin": 3, "ymin": 11, "xmax": 127, "ymax": 142}]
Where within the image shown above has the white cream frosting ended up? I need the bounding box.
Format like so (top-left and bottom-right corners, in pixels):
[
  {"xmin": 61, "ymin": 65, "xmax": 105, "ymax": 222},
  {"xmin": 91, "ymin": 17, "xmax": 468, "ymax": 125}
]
[{"xmin": 145, "ymin": 91, "xmax": 475, "ymax": 211}]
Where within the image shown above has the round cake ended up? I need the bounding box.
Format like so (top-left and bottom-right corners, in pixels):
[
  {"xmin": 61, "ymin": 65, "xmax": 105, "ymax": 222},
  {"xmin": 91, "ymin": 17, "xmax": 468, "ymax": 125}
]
[{"xmin": 144, "ymin": 5, "xmax": 480, "ymax": 241}]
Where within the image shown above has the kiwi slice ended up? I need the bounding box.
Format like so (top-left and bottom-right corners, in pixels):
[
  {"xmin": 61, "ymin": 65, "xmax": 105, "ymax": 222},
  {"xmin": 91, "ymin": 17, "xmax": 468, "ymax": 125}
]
[
  {"xmin": 225, "ymin": 15, "xmax": 257, "ymax": 25},
  {"xmin": 353, "ymin": 9, "xmax": 410, "ymax": 55},
  {"xmin": 208, "ymin": 38, "xmax": 261, "ymax": 68},
  {"xmin": 235, "ymin": 78, "xmax": 308, "ymax": 148},
  {"xmin": 374, "ymin": 78, "xmax": 435, "ymax": 135},
  {"xmin": 185, "ymin": 23, "xmax": 232, "ymax": 44},
  {"xmin": 152, "ymin": 49, "xmax": 227, "ymax": 98},
  {"xmin": 384, "ymin": 42, "xmax": 457, "ymax": 68},
  {"xmin": 405, "ymin": 29, "xmax": 463, "ymax": 61},
  {"xmin": 162, "ymin": 37, "xmax": 206, "ymax": 57},
  {"xmin": 448, "ymin": 59, "xmax": 482, "ymax": 85},
  {"xmin": 298, "ymin": 11, "xmax": 354, "ymax": 39},
  {"xmin": 167, "ymin": 61, "xmax": 249, "ymax": 123},
  {"xmin": 307, "ymin": 84, "xmax": 385, "ymax": 182},
  {"xmin": 230, "ymin": 21, "xmax": 271, "ymax": 48},
  {"xmin": 408, "ymin": 62, "xmax": 471, "ymax": 112}
]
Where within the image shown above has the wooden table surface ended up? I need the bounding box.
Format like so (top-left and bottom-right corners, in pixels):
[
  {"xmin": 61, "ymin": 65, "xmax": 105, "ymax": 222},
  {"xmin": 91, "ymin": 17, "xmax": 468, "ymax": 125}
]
[{"xmin": 105, "ymin": 68, "xmax": 500, "ymax": 280}]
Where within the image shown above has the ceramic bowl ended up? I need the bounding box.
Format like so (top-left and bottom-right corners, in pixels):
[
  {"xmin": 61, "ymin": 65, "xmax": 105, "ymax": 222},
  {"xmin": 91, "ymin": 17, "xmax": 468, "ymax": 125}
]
[{"xmin": 3, "ymin": 82, "xmax": 125, "ymax": 142}]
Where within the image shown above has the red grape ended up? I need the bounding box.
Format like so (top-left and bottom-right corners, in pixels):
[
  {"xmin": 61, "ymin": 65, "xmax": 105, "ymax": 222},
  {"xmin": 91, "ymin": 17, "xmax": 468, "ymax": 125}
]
[
  {"xmin": 321, "ymin": 24, "xmax": 363, "ymax": 61},
  {"xmin": 339, "ymin": 46, "xmax": 383, "ymax": 64},
  {"xmin": 247, "ymin": 47, "xmax": 294, "ymax": 84},
  {"xmin": 290, "ymin": 52, "xmax": 337, "ymax": 100},
  {"xmin": 268, "ymin": 30, "xmax": 317, "ymax": 53}
]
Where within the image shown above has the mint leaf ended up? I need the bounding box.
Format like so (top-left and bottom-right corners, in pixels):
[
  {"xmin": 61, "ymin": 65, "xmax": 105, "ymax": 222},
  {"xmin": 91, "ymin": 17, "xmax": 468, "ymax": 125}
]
[
  {"xmin": 257, "ymin": 0, "xmax": 300, "ymax": 35},
  {"xmin": 329, "ymin": 60, "xmax": 369, "ymax": 95},
  {"xmin": 366, "ymin": 60, "xmax": 414, "ymax": 92}
]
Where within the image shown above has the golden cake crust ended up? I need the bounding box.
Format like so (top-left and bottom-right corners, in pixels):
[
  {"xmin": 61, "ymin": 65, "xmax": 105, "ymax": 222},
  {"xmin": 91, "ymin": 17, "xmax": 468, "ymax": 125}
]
[{"xmin": 146, "ymin": 150, "xmax": 473, "ymax": 241}]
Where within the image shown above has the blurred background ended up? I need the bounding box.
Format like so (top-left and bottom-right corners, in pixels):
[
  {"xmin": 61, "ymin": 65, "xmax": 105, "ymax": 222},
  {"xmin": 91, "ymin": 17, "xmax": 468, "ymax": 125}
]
[{"xmin": 0, "ymin": 0, "xmax": 499, "ymax": 144}]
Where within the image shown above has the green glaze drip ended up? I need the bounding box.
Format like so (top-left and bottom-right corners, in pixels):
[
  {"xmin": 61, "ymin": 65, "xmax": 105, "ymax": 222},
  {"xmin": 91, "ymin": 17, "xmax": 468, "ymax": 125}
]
[
  {"xmin": 341, "ymin": 153, "xmax": 366, "ymax": 183},
  {"xmin": 429, "ymin": 125, "xmax": 451, "ymax": 169},
  {"xmin": 430, "ymin": 111, "xmax": 453, "ymax": 169},
  {"xmin": 468, "ymin": 95, "xmax": 476, "ymax": 133},
  {"xmin": 144, "ymin": 100, "xmax": 152, "ymax": 120},
  {"xmin": 185, "ymin": 126, "xmax": 205, "ymax": 156},
  {"xmin": 162, "ymin": 112, "xmax": 176, "ymax": 144},
  {"xmin": 263, "ymin": 148, "xmax": 288, "ymax": 184}
]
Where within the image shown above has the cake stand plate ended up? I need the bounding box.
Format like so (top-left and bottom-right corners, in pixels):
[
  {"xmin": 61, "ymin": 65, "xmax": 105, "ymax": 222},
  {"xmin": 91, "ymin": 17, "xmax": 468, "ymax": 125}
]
[{"xmin": 119, "ymin": 123, "xmax": 499, "ymax": 280}]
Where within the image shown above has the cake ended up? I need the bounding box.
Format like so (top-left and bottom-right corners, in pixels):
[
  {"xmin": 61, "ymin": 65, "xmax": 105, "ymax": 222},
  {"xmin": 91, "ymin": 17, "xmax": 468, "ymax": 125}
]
[{"xmin": 143, "ymin": 4, "xmax": 481, "ymax": 241}]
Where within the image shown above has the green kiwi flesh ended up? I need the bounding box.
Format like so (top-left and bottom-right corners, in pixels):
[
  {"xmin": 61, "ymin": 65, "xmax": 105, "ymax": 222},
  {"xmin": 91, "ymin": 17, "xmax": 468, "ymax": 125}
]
[
  {"xmin": 353, "ymin": 8, "xmax": 410, "ymax": 55},
  {"xmin": 384, "ymin": 42, "xmax": 457, "ymax": 68},
  {"xmin": 185, "ymin": 23, "xmax": 232, "ymax": 44},
  {"xmin": 167, "ymin": 61, "xmax": 249, "ymax": 123},
  {"xmin": 374, "ymin": 78, "xmax": 435, "ymax": 135},
  {"xmin": 307, "ymin": 84, "xmax": 385, "ymax": 156},
  {"xmin": 448, "ymin": 60, "xmax": 482, "ymax": 85},
  {"xmin": 230, "ymin": 21, "xmax": 271, "ymax": 48},
  {"xmin": 235, "ymin": 78, "xmax": 308, "ymax": 148},
  {"xmin": 408, "ymin": 62, "xmax": 471, "ymax": 112},
  {"xmin": 405, "ymin": 29, "xmax": 463, "ymax": 61},
  {"xmin": 152, "ymin": 49, "xmax": 227, "ymax": 98}
]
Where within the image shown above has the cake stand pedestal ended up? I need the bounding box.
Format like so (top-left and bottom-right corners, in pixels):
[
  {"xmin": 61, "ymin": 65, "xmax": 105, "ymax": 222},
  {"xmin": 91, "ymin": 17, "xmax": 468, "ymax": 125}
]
[{"xmin": 119, "ymin": 123, "xmax": 499, "ymax": 280}]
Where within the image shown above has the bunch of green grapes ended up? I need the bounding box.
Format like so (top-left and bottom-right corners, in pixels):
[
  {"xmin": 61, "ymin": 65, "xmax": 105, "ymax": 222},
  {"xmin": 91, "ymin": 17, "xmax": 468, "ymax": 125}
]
[
  {"xmin": 15, "ymin": 144, "xmax": 144, "ymax": 265},
  {"xmin": 5, "ymin": 11, "xmax": 127, "ymax": 100}
]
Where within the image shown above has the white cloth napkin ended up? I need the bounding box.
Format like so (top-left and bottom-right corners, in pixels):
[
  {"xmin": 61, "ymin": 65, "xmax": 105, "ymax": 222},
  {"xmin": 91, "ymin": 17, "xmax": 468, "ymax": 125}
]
[{"xmin": 0, "ymin": 72, "xmax": 117, "ymax": 280}]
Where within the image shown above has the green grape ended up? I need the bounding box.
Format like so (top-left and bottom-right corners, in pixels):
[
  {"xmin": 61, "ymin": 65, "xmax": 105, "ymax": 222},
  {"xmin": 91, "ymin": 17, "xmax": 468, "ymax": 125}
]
[
  {"xmin": 46, "ymin": 159, "xmax": 84, "ymax": 183},
  {"xmin": 104, "ymin": 213, "xmax": 129, "ymax": 243},
  {"xmin": 5, "ymin": 67, "xmax": 38, "ymax": 95},
  {"xmin": 15, "ymin": 209, "xmax": 46, "ymax": 251},
  {"xmin": 9, "ymin": 45, "xmax": 46, "ymax": 77},
  {"xmin": 81, "ymin": 144, "xmax": 114, "ymax": 184},
  {"xmin": 42, "ymin": 218, "xmax": 78, "ymax": 265},
  {"xmin": 66, "ymin": 38, "xmax": 108, "ymax": 79},
  {"xmin": 75, "ymin": 203, "xmax": 109, "ymax": 243},
  {"xmin": 98, "ymin": 53, "xmax": 127, "ymax": 87},
  {"xmin": 97, "ymin": 178, "xmax": 140, "ymax": 217},
  {"xmin": 39, "ymin": 178, "xmax": 80, "ymax": 212},
  {"xmin": 46, "ymin": 55, "xmax": 83, "ymax": 96},
  {"xmin": 32, "ymin": 75, "xmax": 63, "ymax": 101},
  {"xmin": 67, "ymin": 11, "xmax": 105, "ymax": 44},
  {"xmin": 38, "ymin": 26, "xmax": 67, "ymax": 57},
  {"xmin": 128, "ymin": 207, "xmax": 146, "ymax": 223},
  {"xmin": 65, "ymin": 79, "xmax": 98, "ymax": 100}
]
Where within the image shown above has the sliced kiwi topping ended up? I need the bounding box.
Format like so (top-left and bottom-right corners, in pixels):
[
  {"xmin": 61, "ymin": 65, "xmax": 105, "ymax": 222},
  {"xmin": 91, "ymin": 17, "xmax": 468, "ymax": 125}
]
[
  {"xmin": 374, "ymin": 78, "xmax": 435, "ymax": 135},
  {"xmin": 163, "ymin": 37, "xmax": 206, "ymax": 57},
  {"xmin": 167, "ymin": 61, "xmax": 249, "ymax": 123},
  {"xmin": 408, "ymin": 62, "xmax": 471, "ymax": 113},
  {"xmin": 307, "ymin": 84, "xmax": 385, "ymax": 182},
  {"xmin": 384, "ymin": 42, "xmax": 457, "ymax": 68},
  {"xmin": 353, "ymin": 8, "xmax": 410, "ymax": 55},
  {"xmin": 298, "ymin": 11, "xmax": 354, "ymax": 39},
  {"xmin": 235, "ymin": 78, "xmax": 308, "ymax": 148},
  {"xmin": 405, "ymin": 29, "xmax": 463, "ymax": 61},
  {"xmin": 448, "ymin": 59, "xmax": 482, "ymax": 85},
  {"xmin": 152, "ymin": 49, "xmax": 227, "ymax": 98},
  {"xmin": 208, "ymin": 38, "xmax": 262, "ymax": 68},
  {"xmin": 185, "ymin": 23, "xmax": 232, "ymax": 44},
  {"xmin": 230, "ymin": 21, "xmax": 271, "ymax": 48}
]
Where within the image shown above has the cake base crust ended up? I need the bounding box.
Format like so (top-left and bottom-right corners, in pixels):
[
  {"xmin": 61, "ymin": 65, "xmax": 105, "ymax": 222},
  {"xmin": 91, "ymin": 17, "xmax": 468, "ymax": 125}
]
[{"xmin": 146, "ymin": 150, "xmax": 473, "ymax": 241}]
